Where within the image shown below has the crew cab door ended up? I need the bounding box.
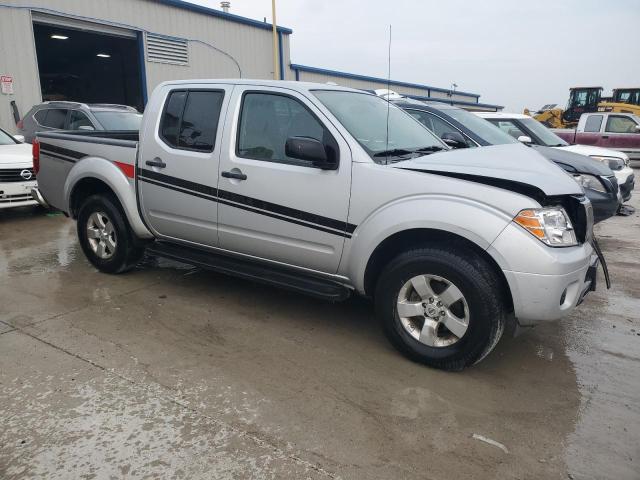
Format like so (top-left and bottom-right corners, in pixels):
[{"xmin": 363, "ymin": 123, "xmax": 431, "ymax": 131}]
[
  {"xmin": 602, "ymin": 114, "xmax": 640, "ymax": 150},
  {"xmin": 216, "ymin": 86, "xmax": 352, "ymax": 274},
  {"xmin": 137, "ymin": 84, "xmax": 232, "ymax": 247}
]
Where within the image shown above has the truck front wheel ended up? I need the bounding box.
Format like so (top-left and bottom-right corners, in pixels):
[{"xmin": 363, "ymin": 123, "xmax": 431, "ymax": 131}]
[
  {"xmin": 77, "ymin": 194, "xmax": 144, "ymax": 274},
  {"xmin": 375, "ymin": 246, "xmax": 506, "ymax": 371}
]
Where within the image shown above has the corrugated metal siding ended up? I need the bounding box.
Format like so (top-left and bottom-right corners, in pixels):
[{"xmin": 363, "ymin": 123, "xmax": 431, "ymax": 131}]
[
  {"xmin": 295, "ymin": 70, "xmax": 476, "ymax": 103},
  {"xmin": 0, "ymin": 0, "xmax": 290, "ymax": 131},
  {"xmin": 0, "ymin": 8, "xmax": 41, "ymax": 133}
]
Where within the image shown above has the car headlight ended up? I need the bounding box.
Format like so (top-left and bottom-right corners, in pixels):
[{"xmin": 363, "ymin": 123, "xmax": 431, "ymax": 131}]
[
  {"xmin": 514, "ymin": 207, "xmax": 578, "ymax": 247},
  {"xmin": 573, "ymin": 174, "xmax": 607, "ymax": 193},
  {"xmin": 590, "ymin": 155, "xmax": 625, "ymax": 171}
]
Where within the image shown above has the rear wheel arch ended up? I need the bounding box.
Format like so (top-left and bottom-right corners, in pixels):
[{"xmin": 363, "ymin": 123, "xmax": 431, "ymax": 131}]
[
  {"xmin": 69, "ymin": 177, "xmax": 117, "ymax": 218},
  {"xmin": 363, "ymin": 228, "xmax": 514, "ymax": 313}
]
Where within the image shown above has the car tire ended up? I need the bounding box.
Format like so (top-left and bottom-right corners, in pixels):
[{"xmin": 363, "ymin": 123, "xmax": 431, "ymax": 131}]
[
  {"xmin": 375, "ymin": 246, "xmax": 506, "ymax": 371},
  {"xmin": 77, "ymin": 193, "xmax": 144, "ymax": 274}
]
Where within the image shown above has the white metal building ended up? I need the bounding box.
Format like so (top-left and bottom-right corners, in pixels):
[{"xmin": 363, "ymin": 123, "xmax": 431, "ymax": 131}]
[
  {"xmin": 0, "ymin": 0, "xmax": 500, "ymax": 134},
  {"xmin": 0, "ymin": 0, "xmax": 293, "ymax": 132},
  {"xmin": 290, "ymin": 64, "xmax": 502, "ymax": 112}
]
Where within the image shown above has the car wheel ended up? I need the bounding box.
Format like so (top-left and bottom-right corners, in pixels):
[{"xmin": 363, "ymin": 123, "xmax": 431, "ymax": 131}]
[
  {"xmin": 77, "ymin": 194, "xmax": 144, "ymax": 274},
  {"xmin": 375, "ymin": 246, "xmax": 506, "ymax": 371}
]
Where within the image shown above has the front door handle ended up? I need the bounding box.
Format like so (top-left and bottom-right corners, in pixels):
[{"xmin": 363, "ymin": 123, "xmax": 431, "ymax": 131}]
[
  {"xmin": 146, "ymin": 158, "xmax": 167, "ymax": 168},
  {"xmin": 221, "ymin": 170, "xmax": 247, "ymax": 180},
  {"xmin": 601, "ymin": 135, "xmax": 609, "ymax": 139}
]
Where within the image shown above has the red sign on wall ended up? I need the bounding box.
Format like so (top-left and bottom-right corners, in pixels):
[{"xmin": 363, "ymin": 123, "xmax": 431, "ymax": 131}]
[{"xmin": 1, "ymin": 75, "xmax": 14, "ymax": 95}]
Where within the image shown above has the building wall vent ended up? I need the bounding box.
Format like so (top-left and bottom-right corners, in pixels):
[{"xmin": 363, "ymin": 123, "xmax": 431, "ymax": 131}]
[{"xmin": 145, "ymin": 33, "xmax": 189, "ymax": 66}]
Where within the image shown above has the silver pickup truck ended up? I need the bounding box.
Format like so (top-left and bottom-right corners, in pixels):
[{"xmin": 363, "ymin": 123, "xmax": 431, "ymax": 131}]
[{"xmin": 32, "ymin": 79, "xmax": 601, "ymax": 370}]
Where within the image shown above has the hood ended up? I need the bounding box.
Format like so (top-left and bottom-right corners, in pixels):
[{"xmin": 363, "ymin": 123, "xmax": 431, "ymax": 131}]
[
  {"xmin": 0, "ymin": 143, "xmax": 33, "ymax": 168},
  {"xmin": 393, "ymin": 143, "xmax": 583, "ymax": 196},
  {"xmin": 558, "ymin": 143, "xmax": 629, "ymax": 161},
  {"xmin": 531, "ymin": 145, "xmax": 613, "ymax": 176}
]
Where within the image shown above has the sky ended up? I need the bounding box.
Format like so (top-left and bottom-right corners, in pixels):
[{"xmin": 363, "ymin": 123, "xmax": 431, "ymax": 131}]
[{"xmin": 189, "ymin": 0, "xmax": 640, "ymax": 112}]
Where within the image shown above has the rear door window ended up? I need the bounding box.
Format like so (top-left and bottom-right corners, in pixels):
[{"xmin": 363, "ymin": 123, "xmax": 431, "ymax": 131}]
[
  {"xmin": 584, "ymin": 115, "xmax": 603, "ymax": 132},
  {"xmin": 160, "ymin": 90, "xmax": 224, "ymax": 152},
  {"xmin": 36, "ymin": 109, "xmax": 68, "ymax": 128}
]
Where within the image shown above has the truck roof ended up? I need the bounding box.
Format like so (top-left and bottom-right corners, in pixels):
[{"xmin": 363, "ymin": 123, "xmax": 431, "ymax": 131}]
[{"xmin": 156, "ymin": 79, "xmax": 367, "ymax": 94}]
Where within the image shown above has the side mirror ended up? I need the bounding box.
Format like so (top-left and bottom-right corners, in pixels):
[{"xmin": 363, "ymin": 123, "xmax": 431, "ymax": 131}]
[
  {"xmin": 634, "ymin": 125, "xmax": 640, "ymax": 132},
  {"xmin": 285, "ymin": 136, "xmax": 337, "ymax": 170},
  {"xmin": 12, "ymin": 134, "xmax": 25, "ymax": 143},
  {"xmin": 440, "ymin": 131, "xmax": 468, "ymax": 149},
  {"xmin": 78, "ymin": 125, "xmax": 95, "ymax": 131},
  {"xmin": 517, "ymin": 135, "xmax": 532, "ymax": 144}
]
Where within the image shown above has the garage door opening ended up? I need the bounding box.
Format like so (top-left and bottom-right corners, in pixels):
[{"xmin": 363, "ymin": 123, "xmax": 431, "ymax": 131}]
[{"xmin": 33, "ymin": 23, "xmax": 144, "ymax": 112}]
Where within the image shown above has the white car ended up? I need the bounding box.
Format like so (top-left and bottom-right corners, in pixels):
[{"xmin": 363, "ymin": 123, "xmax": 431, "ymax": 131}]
[
  {"xmin": 0, "ymin": 127, "xmax": 37, "ymax": 210},
  {"xmin": 477, "ymin": 112, "xmax": 635, "ymax": 202}
]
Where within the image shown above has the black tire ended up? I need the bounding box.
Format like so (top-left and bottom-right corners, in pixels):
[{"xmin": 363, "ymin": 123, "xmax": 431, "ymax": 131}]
[
  {"xmin": 375, "ymin": 246, "xmax": 506, "ymax": 371},
  {"xmin": 77, "ymin": 193, "xmax": 144, "ymax": 274}
]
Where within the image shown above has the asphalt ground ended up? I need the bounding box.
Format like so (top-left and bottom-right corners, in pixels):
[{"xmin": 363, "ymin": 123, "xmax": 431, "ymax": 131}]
[{"xmin": 1, "ymin": 183, "xmax": 639, "ymax": 479}]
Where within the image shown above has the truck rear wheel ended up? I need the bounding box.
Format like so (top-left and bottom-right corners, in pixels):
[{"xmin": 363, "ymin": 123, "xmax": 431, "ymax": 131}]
[
  {"xmin": 77, "ymin": 194, "xmax": 144, "ymax": 274},
  {"xmin": 375, "ymin": 246, "xmax": 506, "ymax": 371}
]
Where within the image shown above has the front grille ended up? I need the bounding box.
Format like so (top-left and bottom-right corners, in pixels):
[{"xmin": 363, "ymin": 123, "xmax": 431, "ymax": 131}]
[
  {"xmin": 0, "ymin": 193, "xmax": 33, "ymax": 204},
  {"xmin": 0, "ymin": 168, "xmax": 35, "ymax": 183}
]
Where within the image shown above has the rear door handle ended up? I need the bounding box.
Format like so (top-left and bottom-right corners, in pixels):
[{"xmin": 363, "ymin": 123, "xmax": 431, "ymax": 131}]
[
  {"xmin": 146, "ymin": 158, "xmax": 167, "ymax": 168},
  {"xmin": 221, "ymin": 170, "xmax": 247, "ymax": 180}
]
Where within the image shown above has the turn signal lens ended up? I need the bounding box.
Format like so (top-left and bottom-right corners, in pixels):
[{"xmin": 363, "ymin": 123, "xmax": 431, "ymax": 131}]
[{"xmin": 514, "ymin": 207, "xmax": 578, "ymax": 247}]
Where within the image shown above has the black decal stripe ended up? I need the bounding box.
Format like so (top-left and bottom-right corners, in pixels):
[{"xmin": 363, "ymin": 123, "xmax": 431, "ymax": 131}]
[
  {"xmin": 139, "ymin": 175, "xmax": 351, "ymax": 238},
  {"xmin": 39, "ymin": 142, "xmax": 86, "ymax": 159},
  {"xmin": 137, "ymin": 168, "xmax": 356, "ymax": 238},
  {"xmin": 216, "ymin": 189, "xmax": 348, "ymax": 233},
  {"xmin": 138, "ymin": 167, "xmax": 218, "ymax": 198},
  {"xmin": 40, "ymin": 150, "xmax": 78, "ymax": 163},
  {"xmin": 138, "ymin": 177, "xmax": 219, "ymax": 203},
  {"xmin": 215, "ymin": 196, "xmax": 352, "ymax": 238}
]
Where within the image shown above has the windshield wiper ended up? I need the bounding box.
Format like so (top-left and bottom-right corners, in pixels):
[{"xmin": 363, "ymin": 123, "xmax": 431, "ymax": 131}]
[
  {"xmin": 413, "ymin": 146, "xmax": 445, "ymax": 153},
  {"xmin": 373, "ymin": 146, "xmax": 445, "ymax": 158},
  {"xmin": 373, "ymin": 148, "xmax": 414, "ymax": 158}
]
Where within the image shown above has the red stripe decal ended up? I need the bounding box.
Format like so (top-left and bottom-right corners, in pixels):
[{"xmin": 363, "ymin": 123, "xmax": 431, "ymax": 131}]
[{"xmin": 114, "ymin": 161, "xmax": 135, "ymax": 179}]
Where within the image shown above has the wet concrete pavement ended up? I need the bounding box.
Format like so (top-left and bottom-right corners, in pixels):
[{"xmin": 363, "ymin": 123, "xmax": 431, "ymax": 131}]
[{"xmin": 1, "ymin": 189, "xmax": 639, "ymax": 479}]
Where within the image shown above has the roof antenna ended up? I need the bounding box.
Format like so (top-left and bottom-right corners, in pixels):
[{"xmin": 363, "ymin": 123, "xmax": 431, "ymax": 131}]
[{"xmin": 384, "ymin": 24, "xmax": 392, "ymax": 164}]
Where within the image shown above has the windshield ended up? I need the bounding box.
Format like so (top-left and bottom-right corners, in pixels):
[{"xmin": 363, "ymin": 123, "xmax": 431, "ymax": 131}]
[
  {"xmin": 93, "ymin": 111, "xmax": 142, "ymax": 130},
  {"xmin": 443, "ymin": 108, "xmax": 519, "ymax": 145},
  {"xmin": 312, "ymin": 91, "xmax": 445, "ymax": 162},
  {"xmin": 518, "ymin": 117, "xmax": 568, "ymax": 146},
  {"xmin": 0, "ymin": 129, "xmax": 18, "ymax": 145}
]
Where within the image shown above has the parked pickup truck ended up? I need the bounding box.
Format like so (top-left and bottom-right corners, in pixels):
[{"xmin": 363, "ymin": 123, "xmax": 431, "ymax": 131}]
[
  {"xmin": 554, "ymin": 112, "xmax": 640, "ymax": 165},
  {"xmin": 32, "ymin": 79, "xmax": 602, "ymax": 370}
]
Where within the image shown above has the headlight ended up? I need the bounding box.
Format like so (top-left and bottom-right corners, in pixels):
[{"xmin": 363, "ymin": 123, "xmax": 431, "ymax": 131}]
[
  {"xmin": 573, "ymin": 174, "xmax": 606, "ymax": 193},
  {"xmin": 514, "ymin": 207, "xmax": 578, "ymax": 247},
  {"xmin": 590, "ymin": 155, "xmax": 625, "ymax": 171}
]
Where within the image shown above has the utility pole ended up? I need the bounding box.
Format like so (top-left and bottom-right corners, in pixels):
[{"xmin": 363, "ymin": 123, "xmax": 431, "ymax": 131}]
[{"xmin": 271, "ymin": 0, "xmax": 279, "ymax": 80}]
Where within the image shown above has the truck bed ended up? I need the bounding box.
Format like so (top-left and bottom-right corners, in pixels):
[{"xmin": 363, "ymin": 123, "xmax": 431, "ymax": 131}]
[{"xmin": 36, "ymin": 130, "xmax": 139, "ymax": 213}]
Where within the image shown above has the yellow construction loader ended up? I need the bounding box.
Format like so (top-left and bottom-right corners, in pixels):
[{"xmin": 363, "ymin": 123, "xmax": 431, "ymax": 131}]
[{"xmin": 525, "ymin": 87, "xmax": 640, "ymax": 128}]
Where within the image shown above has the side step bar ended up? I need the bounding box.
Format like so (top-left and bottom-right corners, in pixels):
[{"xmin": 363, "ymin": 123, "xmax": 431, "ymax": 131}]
[{"xmin": 146, "ymin": 241, "xmax": 351, "ymax": 302}]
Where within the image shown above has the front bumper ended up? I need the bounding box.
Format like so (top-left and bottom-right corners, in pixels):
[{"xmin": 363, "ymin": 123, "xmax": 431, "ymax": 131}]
[
  {"xmin": 0, "ymin": 181, "xmax": 38, "ymax": 209},
  {"xmin": 488, "ymin": 221, "xmax": 596, "ymax": 327},
  {"xmin": 503, "ymin": 253, "xmax": 598, "ymax": 326},
  {"xmin": 30, "ymin": 186, "xmax": 50, "ymax": 208}
]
